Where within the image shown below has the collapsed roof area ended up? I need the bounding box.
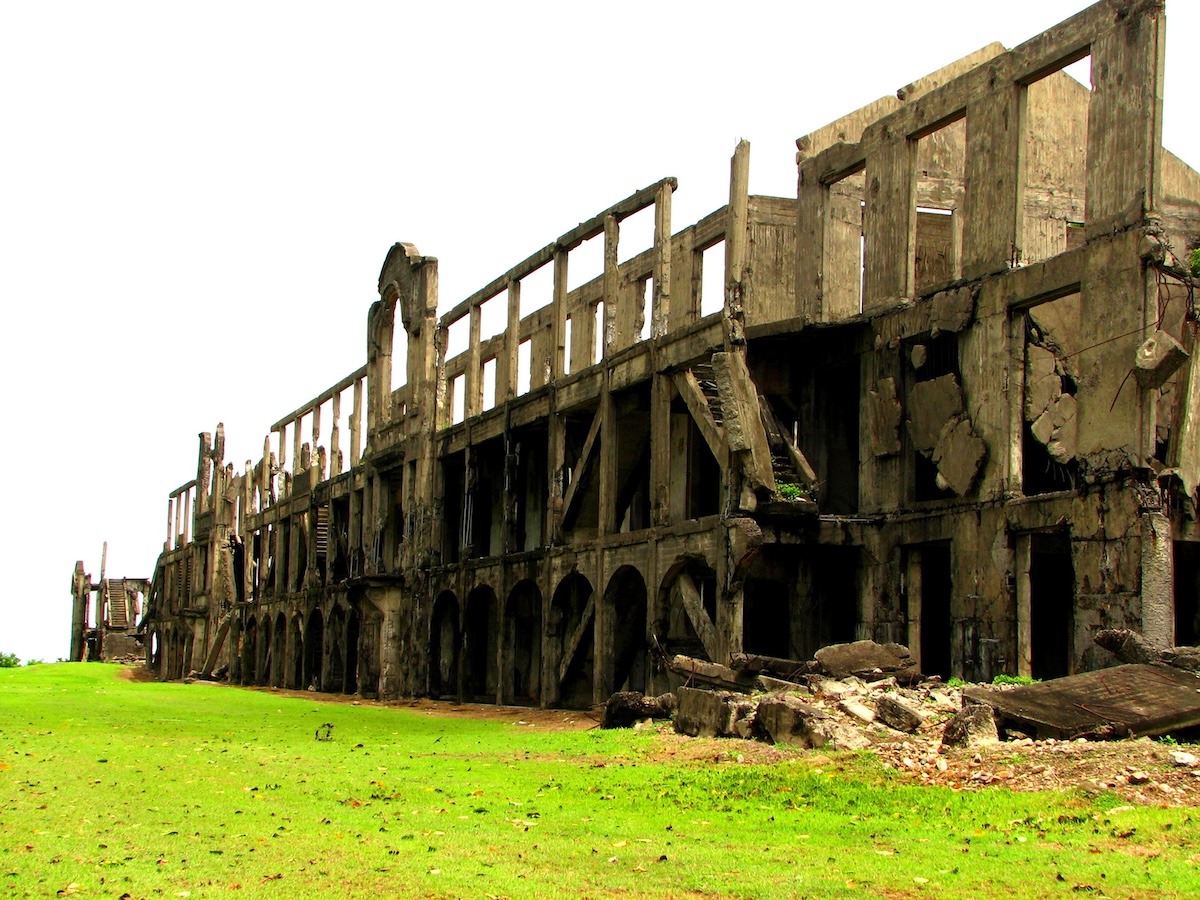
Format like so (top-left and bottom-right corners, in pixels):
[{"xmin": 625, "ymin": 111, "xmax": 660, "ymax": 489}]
[{"xmin": 112, "ymin": 1, "xmax": 1200, "ymax": 706}]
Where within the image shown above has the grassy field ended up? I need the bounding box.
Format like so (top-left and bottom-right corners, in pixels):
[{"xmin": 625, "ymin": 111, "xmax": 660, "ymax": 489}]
[{"xmin": 1, "ymin": 664, "xmax": 1198, "ymax": 899}]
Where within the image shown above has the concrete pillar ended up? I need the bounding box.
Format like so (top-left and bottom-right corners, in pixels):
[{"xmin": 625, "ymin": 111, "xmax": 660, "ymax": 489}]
[{"xmin": 1140, "ymin": 510, "xmax": 1174, "ymax": 648}]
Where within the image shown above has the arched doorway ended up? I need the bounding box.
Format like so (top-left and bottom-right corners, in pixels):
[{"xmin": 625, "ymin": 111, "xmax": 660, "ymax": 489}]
[
  {"xmin": 259, "ymin": 616, "xmax": 273, "ymax": 686},
  {"xmin": 273, "ymin": 613, "xmax": 287, "ymax": 688},
  {"xmin": 605, "ymin": 566, "xmax": 648, "ymax": 695},
  {"xmin": 345, "ymin": 607, "xmax": 361, "ymax": 695},
  {"xmin": 429, "ymin": 591, "xmax": 460, "ymax": 699},
  {"xmin": 463, "ymin": 585, "xmax": 498, "ymax": 701},
  {"xmin": 655, "ymin": 559, "xmax": 719, "ymax": 663},
  {"xmin": 304, "ymin": 609, "xmax": 324, "ymax": 690},
  {"xmin": 327, "ymin": 606, "xmax": 346, "ymax": 692},
  {"xmin": 290, "ymin": 616, "xmax": 304, "ymax": 689},
  {"xmin": 243, "ymin": 617, "xmax": 258, "ymax": 685},
  {"xmin": 504, "ymin": 580, "xmax": 543, "ymax": 705},
  {"xmin": 549, "ymin": 573, "xmax": 594, "ymax": 708}
]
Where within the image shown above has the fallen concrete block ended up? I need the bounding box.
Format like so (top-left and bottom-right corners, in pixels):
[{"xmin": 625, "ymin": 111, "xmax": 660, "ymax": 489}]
[
  {"xmin": 602, "ymin": 691, "xmax": 676, "ymax": 728},
  {"xmin": 814, "ymin": 640, "xmax": 918, "ymax": 683},
  {"xmin": 674, "ymin": 687, "xmax": 742, "ymax": 738},
  {"xmin": 940, "ymin": 703, "xmax": 999, "ymax": 749},
  {"xmin": 874, "ymin": 693, "xmax": 927, "ymax": 733}
]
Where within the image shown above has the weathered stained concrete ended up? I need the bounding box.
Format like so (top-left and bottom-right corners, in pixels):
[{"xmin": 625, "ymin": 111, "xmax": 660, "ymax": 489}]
[{"xmin": 132, "ymin": 1, "xmax": 1200, "ymax": 705}]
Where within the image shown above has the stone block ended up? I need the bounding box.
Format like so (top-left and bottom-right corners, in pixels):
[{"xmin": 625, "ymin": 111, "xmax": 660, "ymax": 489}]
[{"xmin": 1135, "ymin": 330, "xmax": 1189, "ymax": 390}]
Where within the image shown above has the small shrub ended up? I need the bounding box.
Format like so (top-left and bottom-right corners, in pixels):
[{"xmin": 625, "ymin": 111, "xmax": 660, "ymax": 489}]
[
  {"xmin": 0, "ymin": 651, "xmax": 20, "ymax": 668},
  {"xmin": 1190, "ymin": 247, "xmax": 1200, "ymax": 278},
  {"xmin": 993, "ymin": 674, "xmax": 1040, "ymax": 686},
  {"xmin": 777, "ymin": 483, "xmax": 803, "ymax": 501},
  {"xmin": 24, "ymin": 659, "xmax": 44, "ymax": 667},
  {"xmin": 947, "ymin": 677, "xmax": 968, "ymax": 688}
]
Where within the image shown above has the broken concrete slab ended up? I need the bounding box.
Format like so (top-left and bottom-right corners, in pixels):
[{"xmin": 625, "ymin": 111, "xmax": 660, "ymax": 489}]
[
  {"xmin": 756, "ymin": 694, "xmax": 872, "ymax": 751},
  {"xmin": 962, "ymin": 664, "xmax": 1200, "ymax": 740},
  {"xmin": 931, "ymin": 416, "xmax": 987, "ymax": 496},
  {"xmin": 814, "ymin": 640, "xmax": 918, "ymax": 683},
  {"xmin": 669, "ymin": 655, "xmax": 757, "ymax": 692},
  {"xmin": 867, "ymin": 377, "xmax": 902, "ymax": 457},
  {"xmin": 907, "ymin": 374, "xmax": 964, "ymax": 453},
  {"xmin": 874, "ymin": 693, "xmax": 927, "ymax": 733}
]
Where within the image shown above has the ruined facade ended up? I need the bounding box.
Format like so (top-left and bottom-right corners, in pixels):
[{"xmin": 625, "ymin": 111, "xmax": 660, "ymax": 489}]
[{"xmin": 138, "ymin": 1, "xmax": 1200, "ymax": 704}]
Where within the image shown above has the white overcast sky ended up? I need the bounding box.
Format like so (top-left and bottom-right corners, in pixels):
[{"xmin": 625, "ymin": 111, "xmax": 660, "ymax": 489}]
[{"xmin": 2, "ymin": 1, "xmax": 1197, "ymax": 662}]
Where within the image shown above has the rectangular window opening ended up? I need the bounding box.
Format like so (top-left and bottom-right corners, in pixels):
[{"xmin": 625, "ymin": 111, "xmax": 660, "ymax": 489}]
[
  {"xmin": 1021, "ymin": 55, "xmax": 1091, "ymax": 265},
  {"xmin": 567, "ymin": 234, "xmax": 604, "ymax": 291},
  {"xmin": 699, "ymin": 241, "xmax": 725, "ymax": 318},
  {"xmin": 445, "ymin": 315, "xmax": 470, "ymax": 362},
  {"xmin": 450, "ymin": 373, "xmax": 466, "ymax": 425},
  {"xmin": 517, "ymin": 339, "xmax": 532, "ymax": 395},
  {"xmin": 563, "ymin": 316, "xmax": 573, "ymax": 374},
  {"xmin": 519, "ymin": 263, "xmax": 554, "ymax": 318},
  {"xmin": 913, "ymin": 117, "xmax": 965, "ymax": 296},
  {"xmin": 482, "ymin": 357, "xmax": 497, "ymax": 411},
  {"xmin": 640, "ymin": 277, "xmax": 653, "ymax": 342},
  {"xmin": 617, "ymin": 205, "xmax": 655, "ymax": 264},
  {"xmin": 477, "ymin": 293, "xmax": 506, "ymax": 342},
  {"xmin": 594, "ymin": 301, "xmax": 606, "ymax": 362}
]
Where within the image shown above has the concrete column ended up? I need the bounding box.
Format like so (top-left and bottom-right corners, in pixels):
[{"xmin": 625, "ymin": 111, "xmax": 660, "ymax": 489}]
[{"xmin": 1140, "ymin": 510, "xmax": 1174, "ymax": 648}]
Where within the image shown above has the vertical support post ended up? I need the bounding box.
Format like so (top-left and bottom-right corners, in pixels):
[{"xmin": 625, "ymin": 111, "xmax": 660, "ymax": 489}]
[
  {"xmin": 331, "ymin": 392, "xmax": 342, "ymax": 475},
  {"xmin": 552, "ymin": 249, "xmax": 568, "ymax": 379},
  {"xmin": 602, "ymin": 215, "xmax": 618, "ymax": 358},
  {"xmin": 650, "ymin": 373, "xmax": 672, "ymax": 527},
  {"xmin": 350, "ymin": 378, "xmax": 363, "ymax": 467},
  {"xmin": 652, "ymin": 181, "xmax": 673, "ymax": 338},
  {"xmin": 725, "ymin": 140, "xmax": 750, "ymax": 345},
  {"xmin": 1015, "ymin": 534, "xmax": 1032, "ymax": 678},
  {"xmin": 467, "ymin": 305, "xmax": 482, "ymax": 418},
  {"xmin": 505, "ymin": 279, "xmax": 520, "ymax": 399}
]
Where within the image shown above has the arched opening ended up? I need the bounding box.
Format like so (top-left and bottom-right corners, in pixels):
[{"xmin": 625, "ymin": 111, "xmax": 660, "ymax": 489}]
[
  {"xmin": 463, "ymin": 585, "xmax": 498, "ymax": 701},
  {"xmin": 243, "ymin": 617, "xmax": 258, "ymax": 685},
  {"xmin": 273, "ymin": 613, "xmax": 287, "ymax": 688},
  {"xmin": 327, "ymin": 606, "xmax": 346, "ymax": 692},
  {"xmin": 290, "ymin": 616, "xmax": 304, "ymax": 689},
  {"xmin": 605, "ymin": 566, "xmax": 648, "ymax": 695},
  {"xmin": 655, "ymin": 559, "xmax": 719, "ymax": 662},
  {"xmin": 503, "ymin": 580, "xmax": 543, "ymax": 705},
  {"xmin": 304, "ymin": 609, "xmax": 324, "ymax": 690},
  {"xmin": 149, "ymin": 630, "xmax": 160, "ymax": 672},
  {"xmin": 345, "ymin": 607, "xmax": 361, "ymax": 695},
  {"xmin": 549, "ymin": 573, "xmax": 594, "ymax": 708},
  {"xmin": 429, "ymin": 591, "xmax": 460, "ymax": 699},
  {"xmin": 259, "ymin": 616, "xmax": 273, "ymax": 686}
]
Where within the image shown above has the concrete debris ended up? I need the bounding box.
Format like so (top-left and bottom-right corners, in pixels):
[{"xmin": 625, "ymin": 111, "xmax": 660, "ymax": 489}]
[
  {"xmin": 875, "ymin": 693, "xmax": 927, "ymax": 733},
  {"xmin": 1096, "ymin": 628, "xmax": 1200, "ymax": 672},
  {"xmin": 756, "ymin": 694, "xmax": 872, "ymax": 751},
  {"xmin": 1135, "ymin": 330, "xmax": 1189, "ymax": 390},
  {"xmin": 940, "ymin": 704, "xmax": 1000, "ymax": 749},
  {"xmin": 907, "ymin": 374, "xmax": 964, "ymax": 453},
  {"xmin": 1168, "ymin": 750, "xmax": 1198, "ymax": 768},
  {"xmin": 602, "ymin": 691, "xmax": 676, "ymax": 728}
]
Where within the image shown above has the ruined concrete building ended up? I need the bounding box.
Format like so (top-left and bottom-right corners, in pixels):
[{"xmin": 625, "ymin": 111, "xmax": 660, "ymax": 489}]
[
  {"xmin": 136, "ymin": 1, "xmax": 1200, "ymax": 704},
  {"xmin": 70, "ymin": 544, "xmax": 149, "ymax": 662}
]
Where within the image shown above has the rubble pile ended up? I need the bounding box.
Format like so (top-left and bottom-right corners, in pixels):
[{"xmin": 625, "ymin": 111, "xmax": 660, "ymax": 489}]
[{"xmin": 602, "ymin": 634, "xmax": 1200, "ymax": 805}]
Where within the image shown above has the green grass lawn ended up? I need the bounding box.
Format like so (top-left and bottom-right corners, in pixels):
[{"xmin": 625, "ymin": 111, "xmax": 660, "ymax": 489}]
[{"xmin": 1, "ymin": 664, "xmax": 1197, "ymax": 899}]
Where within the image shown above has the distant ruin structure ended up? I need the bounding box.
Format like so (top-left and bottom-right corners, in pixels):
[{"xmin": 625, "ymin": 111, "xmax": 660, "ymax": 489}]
[
  {"xmin": 70, "ymin": 543, "xmax": 149, "ymax": 662},
  {"xmin": 132, "ymin": 1, "xmax": 1200, "ymax": 704}
]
